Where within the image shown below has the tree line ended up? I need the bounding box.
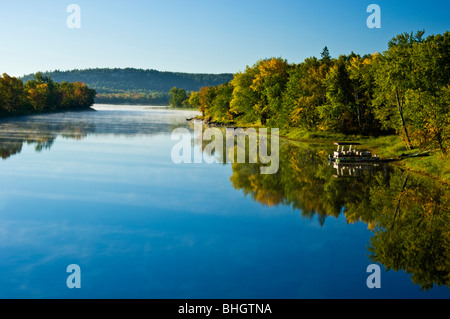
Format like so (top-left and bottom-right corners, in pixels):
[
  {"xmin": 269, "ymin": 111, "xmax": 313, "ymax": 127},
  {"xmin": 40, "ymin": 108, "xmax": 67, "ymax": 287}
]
[
  {"xmin": 186, "ymin": 31, "xmax": 449, "ymax": 154},
  {"xmin": 0, "ymin": 72, "xmax": 96, "ymax": 117},
  {"xmin": 20, "ymin": 68, "xmax": 233, "ymax": 95},
  {"xmin": 96, "ymin": 91, "xmax": 169, "ymax": 105}
]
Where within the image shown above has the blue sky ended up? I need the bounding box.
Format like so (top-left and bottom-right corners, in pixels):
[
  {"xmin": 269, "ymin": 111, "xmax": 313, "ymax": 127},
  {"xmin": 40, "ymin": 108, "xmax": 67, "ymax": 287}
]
[{"xmin": 0, "ymin": 0, "xmax": 449, "ymax": 77}]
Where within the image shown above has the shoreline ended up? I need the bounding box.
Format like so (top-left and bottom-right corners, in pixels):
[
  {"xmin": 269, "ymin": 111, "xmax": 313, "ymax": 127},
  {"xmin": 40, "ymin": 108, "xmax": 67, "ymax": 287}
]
[
  {"xmin": 189, "ymin": 118, "xmax": 450, "ymax": 185},
  {"xmin": 0, "ymin": 106, "xmax": 96, "ymax": 121}
]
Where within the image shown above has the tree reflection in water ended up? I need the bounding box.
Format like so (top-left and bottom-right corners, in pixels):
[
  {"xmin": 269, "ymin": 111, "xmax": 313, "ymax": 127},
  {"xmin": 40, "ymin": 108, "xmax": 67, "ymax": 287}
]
[
  {"xmin": 0, "ymin": 107, "xmax": 189, "ymax": 160},
  {"xmin": 0, "ymin": 116, "xmax": 94, "ymax": 159},
  {"xmin": 2, "ymin": 116, "xmax": 448, "ymax": 292},
  {"xmin": 228, "ymin": 140, "xmax": 449, "ymax": 291}
]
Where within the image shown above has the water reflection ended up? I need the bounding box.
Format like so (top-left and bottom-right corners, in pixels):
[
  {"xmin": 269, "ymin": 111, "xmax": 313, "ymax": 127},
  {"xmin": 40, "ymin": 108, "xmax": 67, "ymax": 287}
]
[
  {"xmin": 331, "ymin": 162, "xmax": 389, "ymax": 178},
  {"xmin": 226, "ymin": 141, "xmax": 449, "ymax": 291},
  {"xmin": 0, "ymin": 105, "xmax": 199, "ymax": 160},
  {"xmin": 0, "ymin": 116, "xmax": 94, "ymax": 159},
  {"xmin": 0, "ymin": 107, "xmax": 448, "ymax": 296}
]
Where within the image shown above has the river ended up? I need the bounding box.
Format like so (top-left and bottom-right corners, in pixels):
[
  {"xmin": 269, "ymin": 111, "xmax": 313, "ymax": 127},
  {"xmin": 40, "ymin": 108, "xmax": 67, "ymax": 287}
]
[{"xmin": 0, "ymin": 105, "xmax": 448, "ymax": 298}]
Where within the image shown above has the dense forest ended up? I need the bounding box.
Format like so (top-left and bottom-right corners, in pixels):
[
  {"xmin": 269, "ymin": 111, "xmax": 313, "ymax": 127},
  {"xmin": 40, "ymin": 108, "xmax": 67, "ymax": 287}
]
[
  {"xmin": 0, "ymin": 72, "xmax": 96, "ymax": 117},
  {"xmin": 187, "ymin": 31, "xmax": 450, "ymax": 155},
  {"xmin": 20, "ymin": 68, "xmax": 233, "ymax": 105}
]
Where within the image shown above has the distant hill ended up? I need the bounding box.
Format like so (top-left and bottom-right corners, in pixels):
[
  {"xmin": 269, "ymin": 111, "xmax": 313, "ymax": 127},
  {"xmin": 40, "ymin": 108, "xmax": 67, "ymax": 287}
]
[
  {"xmin": 21, "ymin": 68, "xmax": 233, "ymax": 94},
  {"xmin": 20, "ymin": 68, "xmax": 234, "ymax": 105}
]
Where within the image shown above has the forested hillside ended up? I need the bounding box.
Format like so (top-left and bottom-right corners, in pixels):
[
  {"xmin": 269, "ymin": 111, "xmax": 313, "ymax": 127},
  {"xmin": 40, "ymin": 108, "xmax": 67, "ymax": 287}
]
[{"xmin": 20, "ymin": 68, "xmax": 233, "ymax": 105}]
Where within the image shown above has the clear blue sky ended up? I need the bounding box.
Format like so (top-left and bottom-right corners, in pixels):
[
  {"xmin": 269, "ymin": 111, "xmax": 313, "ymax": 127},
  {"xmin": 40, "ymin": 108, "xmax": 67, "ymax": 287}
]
[{"xmin": 0, "ymin": 0, "xmax": 449, "ymax": 77}]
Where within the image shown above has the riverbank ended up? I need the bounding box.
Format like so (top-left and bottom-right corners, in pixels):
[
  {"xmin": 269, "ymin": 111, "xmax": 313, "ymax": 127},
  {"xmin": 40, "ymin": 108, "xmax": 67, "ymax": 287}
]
[
  {"xmin": 282, "ymin": 127, "xmax": 450, "ymax": 185},
  {"xmin": 190, "ymin": 116, "xmax": 450, "ymax": 184}
]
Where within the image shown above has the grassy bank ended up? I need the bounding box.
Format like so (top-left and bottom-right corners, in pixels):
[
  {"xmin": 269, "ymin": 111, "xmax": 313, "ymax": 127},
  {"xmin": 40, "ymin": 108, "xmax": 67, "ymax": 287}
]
[
  {"xmin": 193, "ymin": 116, "xmax": 450, "ymax": 184},
  {"xmin": 281, "ymin": 127, "xmax": 450, "ymax": 184}
]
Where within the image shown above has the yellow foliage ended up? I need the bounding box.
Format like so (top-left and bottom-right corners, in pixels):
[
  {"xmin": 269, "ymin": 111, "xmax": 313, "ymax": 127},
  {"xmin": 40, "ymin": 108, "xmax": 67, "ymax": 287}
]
[{"xmin": 251, "ymin": 58, "xmax": 288, "ymax": 91}]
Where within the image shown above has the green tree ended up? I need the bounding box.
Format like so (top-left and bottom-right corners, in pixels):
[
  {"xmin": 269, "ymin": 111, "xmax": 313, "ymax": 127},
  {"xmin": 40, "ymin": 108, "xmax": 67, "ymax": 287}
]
[
  {"xmin": 251, "ymin": 57, "xmax": 289, "ymax": 126},
  {"xmin": 320, "ymin": 55, "xmax": 355, "ymax": 132},
  {"xmin": 25, "ymin": 82, "xmax": 51, "ymax": 111},
  {"xmin": 373, "ymin": 31, "xmax": 426, "ymax": 150},
  {"xmin": 405, "ymin": 32, "xmax": 450, "ymax": 154},
  {"xmin": 229, "ymin": 66, "xmax": 261, "ymax": 124},
  {"xmin": 282, "ymin": 57, "xmax": 330, "ymax": 129},
  {"xmin": 24, "ymin": 73, "xmax": 63, "ymax": 111},
  {"xmin": 199, "ymin": 86, "xmax": 217, "ymax": 120},
  {"xmin": 347, "ymin": 54, "xmax": 380, "ymax": 134},
  {"xmin": 0, "ymin": 73, "xmax": 26, "ymax": 114},
  {"xmin": 186, "ymin": 91, "xmax": 201, "ymax": 109},
  {"xmin": 169, "ymin": 87, "xmax": 188, "ymax": 107},
  {"xmin": 320, "ymin": 46, "xmax": 332, "ymax": 65},
  {"xmin": 70, "ymin": 81, "xmax": 96, "ymax": 108},
  {"xmin": 1, "ymin": 73, "xmax": 95, "ymax": 117},
  {"xmin": 211, "ymin": 82, "xmax": 234, "ymax": 122}
]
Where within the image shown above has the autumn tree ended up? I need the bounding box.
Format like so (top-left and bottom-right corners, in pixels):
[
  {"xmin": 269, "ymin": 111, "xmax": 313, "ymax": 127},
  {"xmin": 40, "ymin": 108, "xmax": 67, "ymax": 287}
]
[
  {"xmin": 229, "ymin": 66, "xmax": 261, "ymax": 124},
  {"xmin": 0, "ymin": 73, "xmax": 26, "ymax": 114},
  {"xmin": 198, "ymin": 86, "xmax": 217, "ymax": 120},
  {"xmin": 25, "ymin": 82, "xmax": 51, "ymax": 111},
  {"xmin": 186, "ymin": 91, "xmax": 201, "ymax": 109},
  {"xmin": 251, "ymin": 57, "xmax": 289, "ymax": 126},
  {"xmin": 211, "ymin": 82, "xmax": 234, "ymax": 122},
  {"xmin": 187, "ymin": 30, "xmax": 448, "ymax": 150},
  {"xmin": 0, "ymin": 73, "xmax": 96, "ymax": 117},
  {"xmin": 282, "ymin": 56, "xmax": 330, "ymax": 129}
]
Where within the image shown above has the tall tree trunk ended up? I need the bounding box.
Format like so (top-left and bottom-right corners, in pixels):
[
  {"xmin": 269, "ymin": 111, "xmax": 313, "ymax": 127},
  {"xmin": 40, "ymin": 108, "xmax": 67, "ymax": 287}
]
[{"xmin": 396, "ymin": 91, "xmax": 413, "ymax": 150}]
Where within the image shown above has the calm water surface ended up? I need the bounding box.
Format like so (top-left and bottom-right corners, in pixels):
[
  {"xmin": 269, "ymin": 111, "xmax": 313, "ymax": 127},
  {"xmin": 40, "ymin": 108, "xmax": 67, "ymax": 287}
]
[{"xmin": 0, "ymin": 105, "xmax": 448, "ymax": 298}]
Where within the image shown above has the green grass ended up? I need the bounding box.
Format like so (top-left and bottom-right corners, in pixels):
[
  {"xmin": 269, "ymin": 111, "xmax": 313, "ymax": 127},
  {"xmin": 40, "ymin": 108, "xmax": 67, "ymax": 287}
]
[
  {"xmin": 399, "ymin": 155, "xmax": 450, "ymax": 185},
  {"xmin": 363, "ymin": 135, "xmax": 410, "ymax": 157},
  {"xmin": 197, "ymin": 121, "xmax": 450, "ymax": 184}
]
